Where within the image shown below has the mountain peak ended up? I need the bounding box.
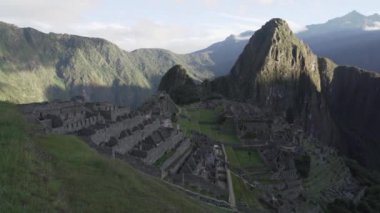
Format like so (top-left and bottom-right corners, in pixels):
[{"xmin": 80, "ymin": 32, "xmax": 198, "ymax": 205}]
[
  {"xmin": 345, "ymin": 10, "xmax": 364, "ymax": 17},
  {"xmin": 255, "ymin": 18, "xmax": 294, "ymax": 43},
  {"xmin": 228, "ymin": 17, "xmax": 321, "ymax": 102},
  {"xmin": 300, "ymin": 10, "xmax": 378, "ymax": 36},
  {"xmin": 158, "ymin": 64, "xmax": 193, "ymax": 93},
  {"xmin": 158, "ymin": 65, "xmax": 200, "ymax": 104},
  {"xmin": 368, "ymin": 13, "xmax": 380, "ymax": 20},
  {"xmin": 261, "ymin": 18, "xmax": 291, "ymax": 34}
]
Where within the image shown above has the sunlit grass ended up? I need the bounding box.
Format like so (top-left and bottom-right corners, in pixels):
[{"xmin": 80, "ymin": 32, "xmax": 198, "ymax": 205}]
[
  {"xmin": 178, "ymin": 106, "xmax": 239, "ymax": 144},
  {"xmin": 225, "ymin": 147, "xmax": 264, "ymax": 169}
]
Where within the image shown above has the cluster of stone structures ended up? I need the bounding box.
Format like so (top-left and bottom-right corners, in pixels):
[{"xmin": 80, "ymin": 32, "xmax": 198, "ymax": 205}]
[
  {"xmin": 21, "ymin": 95, "xmax": 366, "ymax": 212},
  {"xmin": 20, "ymin": 94, "xmax": 230, "ymax": 207},
  {"xmin": 207, "ymin": 99, "xmax": 366, "ymax": 212},
  {"xmin": 222, "ymin": 101, "xmax": 272, "ymax": 145},
  {"xmin": 168, "ymin": 133, "xmax": 228, "ymax": 200}
]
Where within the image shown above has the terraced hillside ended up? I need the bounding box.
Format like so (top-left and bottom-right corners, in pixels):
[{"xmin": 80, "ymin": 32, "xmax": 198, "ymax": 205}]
[{"xmin": 0, "ymin": 101, "xmax": 224, "ymax": 212}]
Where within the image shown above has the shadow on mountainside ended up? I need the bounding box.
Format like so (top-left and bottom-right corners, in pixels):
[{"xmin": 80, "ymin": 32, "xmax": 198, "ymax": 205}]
[
  {"xmin": 45, "ymin": 83, "xmax": 153, "ymax": 109},
  {"xmin": 328, "ymin": 67, "xmax": 380, "ymax": 169}
]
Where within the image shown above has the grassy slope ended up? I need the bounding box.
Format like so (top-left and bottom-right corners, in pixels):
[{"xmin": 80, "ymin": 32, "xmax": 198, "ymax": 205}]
[
  {"xmin": 225, "ymin": 147, "xmax": 263, "ymax": 169},
  {"xmin": 178, "ymin": 106, "xmax": 239, "ymax": 144},
  {"xmin": 0, "ymin": 102, "xmax": 223, "ymax": 212},
  {"xmin": 231, "ymin": 175, "xmax": 265, "ymax": 211},
  {"xmin": 0, "ymin": 22, "xmax": 215, "ymax": 107}
]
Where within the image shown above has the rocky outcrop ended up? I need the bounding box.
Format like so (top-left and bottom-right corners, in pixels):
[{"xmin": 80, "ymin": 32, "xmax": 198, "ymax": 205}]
[
  {"xmin": 211, "ymin": 18, "xmax": 380, "ymax": 170},
  {"xmin": 158, "ymin": 65, "xmax": 200, "ymax": 104}
]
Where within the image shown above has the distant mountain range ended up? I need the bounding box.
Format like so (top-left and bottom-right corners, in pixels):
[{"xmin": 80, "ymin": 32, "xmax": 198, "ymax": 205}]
[
  {"xmin": 0, "ymin": 11, "xmax": 379, "ymax": 107},
  {"xmin": 298, "ymin": 10, "xmax": 380, "ymax": 72},
  {"xmin": 205, "ymin": 11, "xmax": 380, "ymax": 74},
  {"xmin": 0, "ymin": 22, "xmax": 217, "ymax": 107},
  {"xmin": 190, "ymin": 31, "xmax": 255, "ymax": 76}
]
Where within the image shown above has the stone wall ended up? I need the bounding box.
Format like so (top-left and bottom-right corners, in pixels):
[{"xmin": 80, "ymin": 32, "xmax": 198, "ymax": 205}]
[
  {"xmin": 90, "ymin": 127, "xmax": 110, "ymax": 146},
  {"xmin": 144, "ymin": 131, "xmax": 184, "ymax": 165},
  {"xmin": 161, "ymin": 138, "xmax": 192, "ymax": 172},
  {"xmin": 113, "ymin": 119, "xmax": 161, "ymax": 154}
]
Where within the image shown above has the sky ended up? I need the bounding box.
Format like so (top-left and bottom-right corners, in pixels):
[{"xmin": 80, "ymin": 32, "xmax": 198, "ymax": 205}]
[{"xmin": 0, "ymin": 0, "xmax": 380, "ymax": 53}]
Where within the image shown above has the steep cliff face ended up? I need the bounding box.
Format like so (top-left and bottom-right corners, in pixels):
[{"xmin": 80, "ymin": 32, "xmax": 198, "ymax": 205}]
[
  {"xmin": 225, "ymin": 19, "xmax": 323, "ymax": 115},
  {"xmin": 212, "ymin": 18, "xmax": 380, "ymax": 170},
  {"xmin": 158, "ymin": 65, "xmax": 200, "ymax": 104},
  {"xmin": 327, "ymin": 67, "xmax": 380, "ymax": 168}
]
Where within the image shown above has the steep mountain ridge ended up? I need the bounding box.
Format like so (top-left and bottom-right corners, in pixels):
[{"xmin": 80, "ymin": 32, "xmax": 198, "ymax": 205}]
[
  {"xmin": 210, "ymin": 18, "xmax": 380, "ymax": 170},
  {"xmin": 2, "ymin": 12, "xmax": 379, "ymax": 108},
  {"xmin": 214, "ymin": 19, "xmax": 322, "ymax": 108},
  {"xmin": 191, "ymin": 11, "xmax": 380, "ymax": 75},
  {"xmin": 0, "ymin": 21, "xmax": 214, "ymax": 107},
  {"xmin": 158, "ymin": 65, "xmax": 200, "ymax": 104},
  {"xmin": 327, "ymin": 67, "xmax": 380, "ymax": 168}
]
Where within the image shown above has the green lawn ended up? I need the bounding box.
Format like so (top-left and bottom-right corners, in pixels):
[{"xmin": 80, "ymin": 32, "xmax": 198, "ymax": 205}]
[
  {"xmin": 225, "ymin": 147, "xmax": 264, "ymax": 169},
  {"xmin": 178, "ymin": 106, "xmax": 240, "ymax": 144},
  {"xmin": 231, "ymin": 174, "xmax": 264, "ymax": 211},
  {"xmin": 0, "ymin": 102, "xmax": 226, "ymax": 213}
]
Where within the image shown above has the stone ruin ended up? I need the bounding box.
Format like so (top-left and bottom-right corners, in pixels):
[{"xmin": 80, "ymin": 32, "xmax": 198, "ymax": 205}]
[
  {"xmin": 167, "ymin": 132, "xmax": 229, "ymax": 199},
  {"xmin": 213, "ymin": 100, "xmax": 366, "ymax": 212},
  {"xmin": 20, "ymin": 93, "xmax": 232, "ymax": 207},
  {"xmin": 21, "ymin": 94, "xmax": 182, "ymax": 166},
  {"xmin": 221, "ymin": 101, "xmax": 273, "ymax": 145},
  {"xmin": 256, "ymin": 145, "xmax": 305, "ymax": 211},
  {"xmin": 21, "ymin": 94, "xmax": 366, "ymax": 212}
]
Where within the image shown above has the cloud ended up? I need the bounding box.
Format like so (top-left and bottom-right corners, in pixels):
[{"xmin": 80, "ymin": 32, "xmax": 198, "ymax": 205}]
[
  {"xmin": 257, "ymin": 0, "xmax": 274, "ymax": 5},
  {"xmin": 177, "ymin": 0, "xmax": 276, "ymax": 7},
  {"xmin": 287, "ymin": 20, "xmax": 307, "ymax": 32},
  {"xmin": 0, "ymin": 0, "xmax": 305, "ymax": 53},
  {"xmin": 364, "ymin": 21, "xmax": 380, "ymax": 31},
  {"xmin": 0, "ymin": 0, "xmax": 99, "ymax": 26},
  {"xmin": 70, "ymin": 20, "xmax": 237, "ymax": 53},
  {"xmin": 217, "ymin": 12, "xmax": 306, "ymax": 33},
  {"xmin": 217, "ymin": 12, "xmax": 266, "ymax": 24}
]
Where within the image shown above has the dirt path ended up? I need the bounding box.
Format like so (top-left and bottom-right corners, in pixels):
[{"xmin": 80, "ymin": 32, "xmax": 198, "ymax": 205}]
[{"xmin": 222, "ymin": 144, "xmax": 237, "ymax": 209}]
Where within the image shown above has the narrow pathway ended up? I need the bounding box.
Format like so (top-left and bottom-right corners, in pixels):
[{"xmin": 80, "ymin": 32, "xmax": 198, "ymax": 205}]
[
  {"xmin": 222, "ymin": 144, "xmax": 237, "ymax": 209},
  {"xmin": 230, "ymin": 170, "xmax": 258, "ymax": 189}
]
